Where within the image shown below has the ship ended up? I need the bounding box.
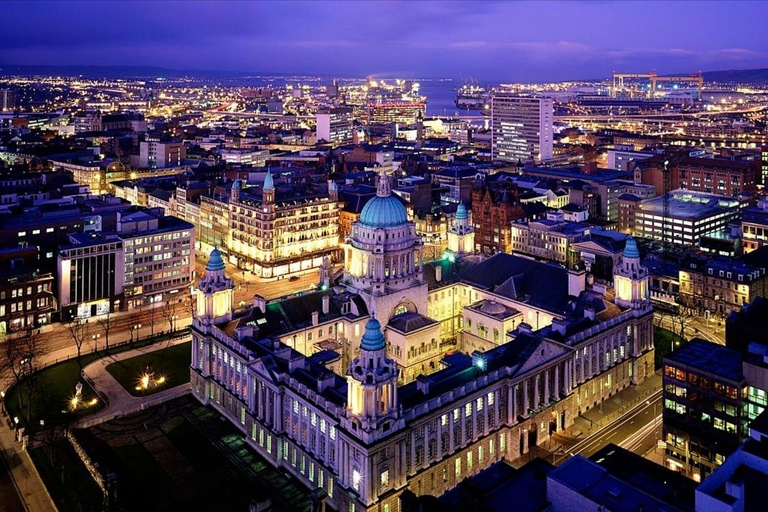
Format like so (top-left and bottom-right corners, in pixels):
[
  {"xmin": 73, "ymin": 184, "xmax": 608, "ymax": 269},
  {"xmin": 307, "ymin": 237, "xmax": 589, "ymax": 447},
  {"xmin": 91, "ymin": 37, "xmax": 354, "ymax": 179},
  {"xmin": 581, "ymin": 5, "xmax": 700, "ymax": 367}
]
[{"xmin": 455, "ymin": 80, "xmax": 491, "ymax": 113}]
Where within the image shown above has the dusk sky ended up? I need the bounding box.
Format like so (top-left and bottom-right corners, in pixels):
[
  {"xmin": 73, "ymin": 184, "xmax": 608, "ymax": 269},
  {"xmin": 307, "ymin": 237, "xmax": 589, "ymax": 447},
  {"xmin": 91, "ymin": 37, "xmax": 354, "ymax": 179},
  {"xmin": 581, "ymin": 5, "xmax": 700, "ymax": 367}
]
[{"xmin": 2, "ymin": 1, "xmax": 767, "ymax": 81}]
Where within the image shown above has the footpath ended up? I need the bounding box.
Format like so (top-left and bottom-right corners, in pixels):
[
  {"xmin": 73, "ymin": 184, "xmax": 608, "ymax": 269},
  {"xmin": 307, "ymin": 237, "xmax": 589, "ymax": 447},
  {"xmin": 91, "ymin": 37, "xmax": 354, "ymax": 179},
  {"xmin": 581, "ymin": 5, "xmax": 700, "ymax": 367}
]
[{"xmin": 0, "ymin": 331, "xmax": 192, "ymax": 512}]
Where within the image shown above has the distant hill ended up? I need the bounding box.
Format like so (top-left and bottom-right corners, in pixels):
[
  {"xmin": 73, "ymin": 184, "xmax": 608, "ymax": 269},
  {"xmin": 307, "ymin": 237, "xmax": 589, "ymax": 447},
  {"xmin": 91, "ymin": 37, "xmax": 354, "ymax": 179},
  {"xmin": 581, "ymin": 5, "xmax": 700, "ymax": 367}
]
[{"xmin": 689, "ymin": 68, "xmax": 768, "ymax": 85}]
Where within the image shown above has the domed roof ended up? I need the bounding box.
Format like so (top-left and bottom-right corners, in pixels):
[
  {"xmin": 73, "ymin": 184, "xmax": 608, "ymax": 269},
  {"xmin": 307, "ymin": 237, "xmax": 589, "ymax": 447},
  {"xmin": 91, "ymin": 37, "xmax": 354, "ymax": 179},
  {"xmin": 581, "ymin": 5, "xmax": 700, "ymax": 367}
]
[
  {"xmin": 360, "ymin": 316, "xmax": 386, "ymax": 351},
  {"xmin": 360, "ymin": 196, "xmax": 408, "ymax": 228},
  {"xmin": 624, "ymin": 237, "xmax": 640, "ymax": 259},
  {"xmin": 456, "ymin": 202, "xmax": 468, "ymax": 221},
  {"xmin": 207, "ymin": 248, "xmax": 226, "ymax": 272},
  {"xmin": 480, "ymin": 301, "xmax": 506, "ymax": 316}
]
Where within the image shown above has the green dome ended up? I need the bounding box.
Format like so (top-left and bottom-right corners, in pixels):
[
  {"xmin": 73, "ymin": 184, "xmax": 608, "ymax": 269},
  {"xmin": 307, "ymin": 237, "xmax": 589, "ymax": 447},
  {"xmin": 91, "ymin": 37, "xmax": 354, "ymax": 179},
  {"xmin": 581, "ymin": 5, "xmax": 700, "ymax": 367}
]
[
  {"xmin": 207, "ymin": 248, "xmax": 226, "ymax": 272},
  {"xmin": 360, "ymin": 195, "xmax": 408, "ymax": 228},
  {"xmin": 624, "ymin": 237, "xmax": 640, "ymax": 259},
  {"xmin": 360, "ymin": 316, "xmax": 386, "ymax": 351},
  {"xmin": 456, "ymin": 202, "xmax": 468, "ymax": 220}
]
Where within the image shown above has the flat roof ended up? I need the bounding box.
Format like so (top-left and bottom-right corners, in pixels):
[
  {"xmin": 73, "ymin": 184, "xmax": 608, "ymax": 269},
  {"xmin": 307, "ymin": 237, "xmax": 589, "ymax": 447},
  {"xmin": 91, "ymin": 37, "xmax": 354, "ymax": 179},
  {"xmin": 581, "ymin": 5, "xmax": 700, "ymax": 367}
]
[
  {"xmin": 638, "ymin": 190, "xmax": 740, "ymax": 220},
  {"xmin": 665, "ymin": 339, "xmax": 744, "ymax": 382}
]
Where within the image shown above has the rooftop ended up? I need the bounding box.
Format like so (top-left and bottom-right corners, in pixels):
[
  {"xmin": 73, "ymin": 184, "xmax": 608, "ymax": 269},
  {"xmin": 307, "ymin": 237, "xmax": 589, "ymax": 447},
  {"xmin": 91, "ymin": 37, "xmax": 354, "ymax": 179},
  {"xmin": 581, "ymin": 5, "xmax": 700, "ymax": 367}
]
[
  {"xmin": 665, "ymin": 339, "xmax": 744, "ymax": 382},
  {"xmin": 638, "ymin": 190, "xmax": 741, "ymax": 220}
]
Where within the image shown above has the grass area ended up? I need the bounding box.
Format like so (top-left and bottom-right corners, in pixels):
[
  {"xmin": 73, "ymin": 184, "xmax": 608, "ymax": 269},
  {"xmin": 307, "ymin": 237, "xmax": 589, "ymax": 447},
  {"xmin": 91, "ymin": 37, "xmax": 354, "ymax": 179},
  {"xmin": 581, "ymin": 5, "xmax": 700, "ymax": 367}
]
[
  {"xmin": 28, "ymin": 439, "xmax": 103, "ymax": 512},
  {"xmin": 105, "ymin": 341, "xmax": 191, "ymax": 397},
  {"xmin": 654, "ymin": 326, "xmax": 684, "ymax": 369},
  {"xmin": 70, "ymin": 396, "xmax": 312, "ymax": 512},
  {"xmin": 4, "ymin": 328, "xmax": 190, "ymax": 433},
  {"xmin": 4, "ymin": 355, "xmax": 105, "ymax": 433}
]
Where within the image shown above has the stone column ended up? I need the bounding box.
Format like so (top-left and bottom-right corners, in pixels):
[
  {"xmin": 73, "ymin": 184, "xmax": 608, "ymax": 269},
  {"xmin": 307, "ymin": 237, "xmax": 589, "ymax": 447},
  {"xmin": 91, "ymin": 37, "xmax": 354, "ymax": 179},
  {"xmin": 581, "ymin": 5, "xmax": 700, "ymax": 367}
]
[
  {"xmin": 554, "ymin": 364, "xmax": 560, "ymax": 400},
  {"xmin": 543, "ymin": 369, "xmax": 550, "ymax": 406},
  {"xmin": 522, "ymin": 380, "xmax": 530, "ymax": 417},
  {"xmin": 511, "ymin": 385, "xmax": 518, "ymax": 424},
  {"xmin": 533, "ymin": 375, "xmax": 540, "ymax": 412}
]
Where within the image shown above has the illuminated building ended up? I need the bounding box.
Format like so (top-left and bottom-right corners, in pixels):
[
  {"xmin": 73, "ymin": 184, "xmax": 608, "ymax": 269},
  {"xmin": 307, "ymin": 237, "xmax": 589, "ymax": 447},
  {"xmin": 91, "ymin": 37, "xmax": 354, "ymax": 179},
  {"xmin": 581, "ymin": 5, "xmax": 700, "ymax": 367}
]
[
  {"xmin": 139, "ymin": 137, "xmax": 185, "ymax": 169},
  {"xmin": 367, "ymin": 102, "xmax": 426, "ymax": 125},
  {"xmin": 0, "ymin": 246, "xmax": 54, "ymax": 334},
  {"xmin": 510, "ymin": 211, "xmax": 590, "ymax": 266},
  {"xmin": 0, "ymin": 89, "xmax": 16, "ymax": 111},
  {"xmin": 618, "ymin": 190, "xmax": 744, "ymax": 246},
  {"xmin": 57, "ymin": 233, "xmax": 124, "ymax": 319},
  {"xmin": 192, "ymin": 204, "xmax": 654, "ymax": 511},
  {"xmin": 317, "ymin": 107, "xmax": 354, "ymax": 145},
  {"xmin": 741, "ymin": 198, "xmax": 768, "ymax": 253},
  {"xmin": 227, "ymin": 171, "xmax": 343, "ymax": 277},
  {"xmin": 491, "ymin": 93, "xmax": 553, "ymax": 163},
  {"xmin": 117, "ymin": 209, "xmax": 194, "ymax": 308}
]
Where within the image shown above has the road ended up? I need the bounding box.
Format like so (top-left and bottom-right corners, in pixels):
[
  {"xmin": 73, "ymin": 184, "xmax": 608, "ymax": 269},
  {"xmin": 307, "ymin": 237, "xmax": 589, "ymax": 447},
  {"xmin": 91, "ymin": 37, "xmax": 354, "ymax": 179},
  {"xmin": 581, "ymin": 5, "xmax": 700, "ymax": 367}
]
[
  {"xmin": 552, "ymin": 390, "xmax": 662, "ymax": 465},
  {"xmin": 654, "ymin": 311, "xmax": 724, "ymax": 345},
  {"xmin": 31, "ymin": 256, "xmax": 323, "ymax": 359}
]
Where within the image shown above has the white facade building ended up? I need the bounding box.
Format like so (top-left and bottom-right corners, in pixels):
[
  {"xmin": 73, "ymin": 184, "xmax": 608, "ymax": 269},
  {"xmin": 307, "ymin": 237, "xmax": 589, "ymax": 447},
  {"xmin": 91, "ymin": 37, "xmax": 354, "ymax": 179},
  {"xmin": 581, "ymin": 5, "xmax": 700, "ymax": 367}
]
[{"xmin": 491, "ymin": 93, "xmax": 553, "ymax": 163}]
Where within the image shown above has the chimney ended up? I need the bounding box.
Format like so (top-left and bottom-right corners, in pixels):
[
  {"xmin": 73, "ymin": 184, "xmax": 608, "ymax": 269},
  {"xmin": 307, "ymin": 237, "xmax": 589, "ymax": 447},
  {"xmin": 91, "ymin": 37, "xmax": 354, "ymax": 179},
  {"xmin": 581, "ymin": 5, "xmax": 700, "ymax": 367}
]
[
  {"xmin": 253, "ymin": 295, "xmax": 266, "ymax": 314},
  {"xmin": 518, "ymin": 322, "xmax": 532, "ymax": 335},
  {"xmin": 584, "ymin": 307, "xmax": 595, "ymax": 321},
  {"xmin": 322, "ymin": 294, "xmax": 330, "ymax": 315},
  {"xmin": 568, "ymin": 268, "xmax": 586, "ymax": 297},
  {"xmin": 552, "ymin": 318, "xmax": 567, "ymax": 337},
  {"xmin": 435, "ymin": 265, "xmax": 442, "ymax": 282},
  {"xmin": 312, "ymin": 311, "xmax": 319, "ymax": 326},
  {"xmin": 317, "ymin": 371, "xmax": 336, "ymax": 393}
]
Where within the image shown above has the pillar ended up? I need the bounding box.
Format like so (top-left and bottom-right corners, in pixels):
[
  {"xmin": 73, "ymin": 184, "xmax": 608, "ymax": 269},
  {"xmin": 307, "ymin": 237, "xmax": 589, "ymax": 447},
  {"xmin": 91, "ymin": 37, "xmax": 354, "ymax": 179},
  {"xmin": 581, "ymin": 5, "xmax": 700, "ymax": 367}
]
[
  {"xmin": 522, "ymin": 380, "xmax": 530, "ymax": 417},
  {"xmin": 543, "ymin": 369, "xmax": 550, "ymax": 406}
]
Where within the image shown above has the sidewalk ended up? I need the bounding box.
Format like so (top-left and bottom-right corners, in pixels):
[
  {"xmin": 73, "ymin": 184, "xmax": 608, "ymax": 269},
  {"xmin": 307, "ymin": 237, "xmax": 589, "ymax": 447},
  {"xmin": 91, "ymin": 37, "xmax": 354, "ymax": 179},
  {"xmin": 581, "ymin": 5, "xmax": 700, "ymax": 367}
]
[
  {"xmin": 0, "ymin": 411, "xmax": 56, "ymax": 512},
  {"xmin": 77, "ymin": 336, "xmax": 191, "ymax": 429}
]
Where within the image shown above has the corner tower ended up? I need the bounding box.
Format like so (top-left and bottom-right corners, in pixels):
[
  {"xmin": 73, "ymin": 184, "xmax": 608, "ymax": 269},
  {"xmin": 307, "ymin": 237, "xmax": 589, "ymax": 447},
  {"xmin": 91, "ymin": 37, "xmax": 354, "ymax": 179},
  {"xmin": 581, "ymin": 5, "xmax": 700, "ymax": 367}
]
[
  {"xmin": 196, "ymin": 248, "xmax": 234, "ymax": 324},
  {"xmin": 344, "ymin": 315, "xmax": 401, "ymax": 442},
  {"xmin": 447, "ymin": 202, "xmax": 474, "ymax": 256},
  {"xmin": 614, "ymin": 237, "xmax": 649, "ymax": 309}
]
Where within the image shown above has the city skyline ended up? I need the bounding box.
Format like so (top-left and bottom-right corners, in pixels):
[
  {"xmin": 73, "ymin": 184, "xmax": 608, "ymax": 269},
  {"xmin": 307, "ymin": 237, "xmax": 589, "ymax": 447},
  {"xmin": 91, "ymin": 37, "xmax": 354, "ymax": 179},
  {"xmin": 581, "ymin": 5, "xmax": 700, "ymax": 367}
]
[{"xmin": 2, "ymin": 1, "xmax": 768, "ymax": 82}]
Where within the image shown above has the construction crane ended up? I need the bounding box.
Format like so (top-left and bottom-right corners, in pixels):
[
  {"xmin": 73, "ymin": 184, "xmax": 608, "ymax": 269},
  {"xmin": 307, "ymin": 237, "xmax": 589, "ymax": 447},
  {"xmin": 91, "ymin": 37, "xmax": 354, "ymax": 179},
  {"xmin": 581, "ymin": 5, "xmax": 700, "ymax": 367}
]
[{"xmin": 612, "ymin": 72, "xmax": 704, "ymax": 101}]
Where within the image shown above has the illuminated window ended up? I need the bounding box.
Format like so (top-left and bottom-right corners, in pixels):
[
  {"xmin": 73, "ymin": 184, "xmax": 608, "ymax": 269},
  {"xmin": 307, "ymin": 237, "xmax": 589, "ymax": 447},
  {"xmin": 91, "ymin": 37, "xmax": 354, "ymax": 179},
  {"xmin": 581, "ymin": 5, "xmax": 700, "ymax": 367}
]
[
  {"xmin": 352, "ymin": 469, "xmax": 361, "ymax": 491},
  {"xmin": 380, "ymin": 469, "xmax": 389, "ymax": 488},
  {"xmin": 455, "ymin": 458, "xmax": 461, "ymax": 477}
]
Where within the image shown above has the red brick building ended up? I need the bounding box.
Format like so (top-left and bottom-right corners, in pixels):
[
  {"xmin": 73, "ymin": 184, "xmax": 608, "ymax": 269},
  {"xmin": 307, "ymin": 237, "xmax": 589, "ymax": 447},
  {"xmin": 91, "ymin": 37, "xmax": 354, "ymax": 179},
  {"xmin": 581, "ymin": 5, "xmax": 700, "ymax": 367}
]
[{"xmin": 471, "ymin": 184, "xmax": 527, "ymax": 255}]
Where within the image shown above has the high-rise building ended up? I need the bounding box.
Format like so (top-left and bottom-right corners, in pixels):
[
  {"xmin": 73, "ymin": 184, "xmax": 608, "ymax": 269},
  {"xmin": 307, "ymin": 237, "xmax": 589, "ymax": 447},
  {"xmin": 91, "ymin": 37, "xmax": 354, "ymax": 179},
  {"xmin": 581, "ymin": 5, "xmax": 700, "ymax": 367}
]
[
  {"xmin": 316, "ymin": 107, "xmax": 354, "ymax": 145},
  {"xmin": 0, "ymin": 89, "xmax": 15, "ymax": 111},
  {"xmin": 491, "ymin": 93, "xmax": 553, "ymax": 163}
]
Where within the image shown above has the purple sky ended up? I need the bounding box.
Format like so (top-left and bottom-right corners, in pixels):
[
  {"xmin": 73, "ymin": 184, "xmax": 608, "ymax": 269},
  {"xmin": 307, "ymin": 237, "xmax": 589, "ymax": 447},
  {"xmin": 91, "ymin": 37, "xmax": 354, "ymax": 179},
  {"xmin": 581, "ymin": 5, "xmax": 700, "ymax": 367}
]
[{"xmin": 2, "ymin": 1, "xmax": 767, "ymax": 81}]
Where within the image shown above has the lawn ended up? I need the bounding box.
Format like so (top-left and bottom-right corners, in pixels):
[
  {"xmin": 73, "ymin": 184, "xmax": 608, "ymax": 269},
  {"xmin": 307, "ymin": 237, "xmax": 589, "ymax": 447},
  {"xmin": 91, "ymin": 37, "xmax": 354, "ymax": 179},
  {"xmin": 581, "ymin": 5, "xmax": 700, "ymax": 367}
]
[
  {"xmin": 4, "ymin": 354, "xmax": 105, "ymax": 433},
  {"xmin": 654, "ymin": 326, "xmax": 684, "ymax": 369},
  {"xmin": 68, "ymin": 396, "xmax": 312, "ymax": 512},
  {"xmin": 4, "ymin": 328, "xmax": 191, "ymax": 434},
  {"xmin": 105, "ymin": 341, "xmax": 191, "ymax": 397}
]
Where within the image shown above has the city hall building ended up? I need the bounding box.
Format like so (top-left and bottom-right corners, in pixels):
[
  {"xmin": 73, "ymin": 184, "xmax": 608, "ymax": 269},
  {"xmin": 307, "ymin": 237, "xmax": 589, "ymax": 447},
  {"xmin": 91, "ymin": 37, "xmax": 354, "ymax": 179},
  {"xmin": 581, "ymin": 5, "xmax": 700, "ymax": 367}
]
[{"xmin": 190, "ymin": 171, "xmax": 655, "ymax": 512}]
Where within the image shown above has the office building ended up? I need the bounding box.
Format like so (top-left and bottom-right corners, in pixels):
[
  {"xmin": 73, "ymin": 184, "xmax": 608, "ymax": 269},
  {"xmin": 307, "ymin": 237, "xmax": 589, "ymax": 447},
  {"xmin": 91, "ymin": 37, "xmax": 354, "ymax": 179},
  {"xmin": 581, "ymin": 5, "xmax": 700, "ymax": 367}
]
[
  {"xmin": 367, "ymin": 102, "xmax": 426, "ymax": 125},
  {"xmin": 0, "ymin": 88, "xmax": 15, "ymax": 111},
  {"xmin": 695, "ymin": 410, "xmax": 768, "ymax": 512},
  {"xmin": 316, "ymin": 107, "xmax": 354, "ymax": 145},
  {"xmin": 510, "ymin": 211, "xmax": 590, "ymax": 265},
  {"xmin": 491, "ymin": 93, "xmax": 553, "ymax": 163},
  {"xmin": 139, "ymin": 137, "xmax": 186, "ymax": 169},
  {"xmin": 663, "ymin": 340, "xmax": 746, "ymax": 481},
  {"xmin": 0, "ymin": 246, "xmax": 55, "ymax": 334},
  {"xmin": 471, "ymin": 181, "xmax": 527, "ymax": 255},
  {"xmin": 741, "ymin": 197, "xmax": 768, "ymax": 254},
  {"xmin": 116, "ymin": 209, "xmax": 195, "ymax": 309},
  {"xmin": 191, "ymin": 182, "xmax": 654, "ymax": 512},
  {"xmin": 619, "ymin": 190, "xmax": 743, "ymax": 246},
  {"xmin": 57, "ymin": 233, "xmax": 125, "ymax": 319},
  {"xmin": 679, "ymin": 252, "xmax": 768, "ymax": 319}
]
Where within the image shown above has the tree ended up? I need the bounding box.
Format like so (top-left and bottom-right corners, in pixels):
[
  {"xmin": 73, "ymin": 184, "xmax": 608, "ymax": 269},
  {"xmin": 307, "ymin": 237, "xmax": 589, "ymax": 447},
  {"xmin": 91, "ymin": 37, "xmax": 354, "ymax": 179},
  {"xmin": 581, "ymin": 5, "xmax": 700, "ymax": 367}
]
[
  {"xmin": 97, "ymin": 306, "xmax": 116, "ymax": 353},
  {"xmin": 146, "ymin": 303, "xmax": 158, "ymax": 338},
  {"xmin": 162, "ymin": 298, "xmax": 179, "ymax": 334},
  {"xmin": 128, "ymin": 308, "xmax": 142, "ymax": 347},
  {"xmin": 67, "ymin": 317, "xmax": 90, "ymax": 370},
  {"xmin": 0, "ymin": 328, "xmax": 46, "ymax": 424}
]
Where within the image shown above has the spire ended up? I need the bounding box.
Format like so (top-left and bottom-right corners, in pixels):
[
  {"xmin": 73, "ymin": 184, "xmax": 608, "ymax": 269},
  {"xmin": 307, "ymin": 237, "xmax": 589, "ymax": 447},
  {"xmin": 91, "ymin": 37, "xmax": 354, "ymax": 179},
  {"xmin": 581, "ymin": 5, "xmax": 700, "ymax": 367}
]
[
  {"xmin": 624, "ymin": 237, "xmax": 640, "ymax": 259},
  {"xmin": 456, "ymin": 202, "xmax": 468, "ymax": 221},
  {"xmin": 263, "ymin": 169, "xmax": 274, "ymax": 191},
  {"xmin": 376, "ymin": 169, "xmax": 391, "ymax": 198}
]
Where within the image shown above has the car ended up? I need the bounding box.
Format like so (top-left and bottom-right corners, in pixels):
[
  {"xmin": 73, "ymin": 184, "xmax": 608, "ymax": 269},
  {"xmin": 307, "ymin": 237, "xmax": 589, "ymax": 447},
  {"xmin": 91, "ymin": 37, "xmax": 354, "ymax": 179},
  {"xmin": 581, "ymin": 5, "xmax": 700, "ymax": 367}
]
[{"xmin": 289, "ymin": 275, "xmax": 300, "ymax": 282}]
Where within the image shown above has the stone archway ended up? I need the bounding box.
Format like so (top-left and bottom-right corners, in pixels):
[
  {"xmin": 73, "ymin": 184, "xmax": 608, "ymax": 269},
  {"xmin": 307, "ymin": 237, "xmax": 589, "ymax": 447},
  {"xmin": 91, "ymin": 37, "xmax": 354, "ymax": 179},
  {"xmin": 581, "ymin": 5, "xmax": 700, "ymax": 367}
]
[{"xmin": 389, "ymin": 299, "xmax": 418, "ymax": 320}]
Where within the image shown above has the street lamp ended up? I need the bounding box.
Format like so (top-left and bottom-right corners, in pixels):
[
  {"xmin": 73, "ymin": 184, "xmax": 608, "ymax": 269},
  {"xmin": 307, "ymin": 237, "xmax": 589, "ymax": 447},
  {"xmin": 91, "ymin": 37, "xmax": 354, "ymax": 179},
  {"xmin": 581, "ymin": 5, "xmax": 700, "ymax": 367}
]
[{"xmin": 92, "ymin": 333, "xmax": 101, "ymax": 352}]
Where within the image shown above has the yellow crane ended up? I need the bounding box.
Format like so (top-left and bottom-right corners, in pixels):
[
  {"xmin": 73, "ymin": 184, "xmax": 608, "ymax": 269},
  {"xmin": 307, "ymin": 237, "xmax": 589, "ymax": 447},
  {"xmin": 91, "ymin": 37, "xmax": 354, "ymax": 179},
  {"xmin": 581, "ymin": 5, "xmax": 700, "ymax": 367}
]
[{"xmin": 612, "ymin": 72, "xmax": 704, "ymax": 100}]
